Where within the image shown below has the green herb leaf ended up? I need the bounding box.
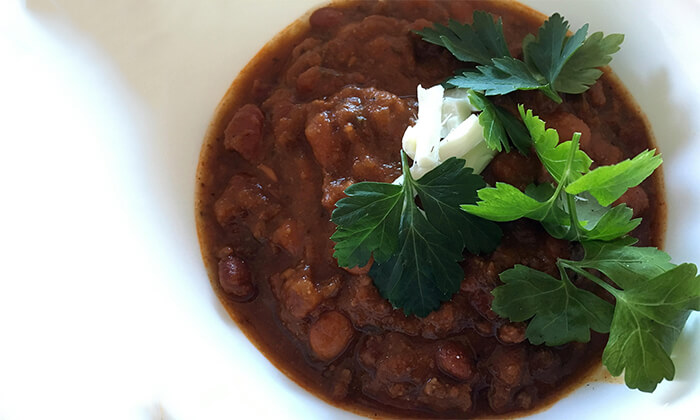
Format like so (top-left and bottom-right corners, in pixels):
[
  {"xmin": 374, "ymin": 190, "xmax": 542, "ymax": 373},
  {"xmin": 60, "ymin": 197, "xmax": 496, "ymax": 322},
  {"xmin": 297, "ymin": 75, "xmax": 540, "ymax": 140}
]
[
  {"xmin": 436, "ymin": 12, "xmax": 623, "ymax": 102},
  {"xmin": 474, "ymin": 106, "xmax": 696, "ymax": 392},
  {"xmin": 449, "ymin": 58, "xmax": 543, "ymax": 96},
  {"xmin": 575, "ymin": 197, "xmax": 640, "ymax": 241},
  {"xmin": 602, "ymin": 264, "xmax": 700, "ymax": 392},
  {"xmin": 494, "ymin": 254, "xmax": 699, "ymax": 392},
  {"xmin": 555, "ymin": 32, "xmax": 624, "ymax": 94},
  {"xmin": 539, "ymin": 191, "xmax": 640, "ymax": 242},
  {"xmin": 519, "ymin": 106, "xmax": 592, "ymax": 183},
  {"xmin": 571, "ymin": 238, "xmax": 674, "ymax": 289},
  {"xmin": 330, "ymin": 182, "xmax": 403, "ymax": 268},
  {"xmin": 566, "ymin": 149, "xmax": 663, "ymax": 206},
  {"xmin": 463, "ymin": 107, "xmax": 588, "ymax": 227},
  {"xmin": 370, "ymin": 198, "xmax": 464, "ymax": 317},
  {"xmin": 566, "ymin": 242, "xmax": 698, "ymax": 392},
  {"xmin": 521, "ymin": 13, "xmax": 589, "ymax": 101},
  {"xmin": 493, "ymin": 264, "xmax": 614, "ymax": 346},
  {"xmin": 412, "ymin": 157, "xmax": 502, "ymax": 254},
  {"xmin": 331, "ymin": 154, "xmax": 501, "ymax": 316},
  {"xmin": 462, "ymin": 182, "xmax": 553, "ymax": 222},
  {"xmin": 465, "ymin": 107, "xmax": 651, "ymax": 243},
  {"xmin": 466, "ymin": 89, "xmax": 531, "ymax": 153},
  {"xmin": 415, "ymin": 11, "xmax": 511, "ymax": 66}
]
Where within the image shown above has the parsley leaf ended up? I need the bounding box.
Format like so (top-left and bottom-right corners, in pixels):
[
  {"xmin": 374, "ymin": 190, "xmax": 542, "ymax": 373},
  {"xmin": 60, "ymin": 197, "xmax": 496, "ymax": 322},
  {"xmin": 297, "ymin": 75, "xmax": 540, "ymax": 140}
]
[
  {"xmin": 466, "ymin": 89, "xmax": 530, "ymax": 153},
  {"xmin": 331, "ymin": 153, "xmax": 501, "ymax": 316},
  {"xmin": 412, "ymin": 157, "xmax": 502, "ymax": 254},
  {"xmin": 601, "ymin": 264, "xmax": 700, "ymax": 392},
  {"xmin": 450, "ymin": 57, "xmax": 544, "ymax": 96},
  {"xmin": 554, "ymin": 32, "xmax": 625, "ymax": 94},
  {"xmin": 466, "ymin": 106, "xmax": 696, "ymax": 391},
  {"xmin": 572, "ymin": 194, "xmax": 640, "ymax": 241},
  {"xmin": 430, "ymin": 12, "xmax": 623, "ymax": 103},
  {"xmin": 415, "ymin": 11, "xmax": 511, "ymax": 66},
  {"xmin": 493, "ymin": 264, "xmax": 613, "ymax": 346},
  {"xmin": 572, "ymin": 238, "xmax": 674, "ymax": 288},
  {"xmin": 566, "ymin": 149, "xmax": 663, "ymax": 206},
  {"xmin": 561, "ymin": 240, "xmax": 698, "ymax": 391},
  {"xmin": 463, "ymin": 107, "xmax": 651, "ymax": 243},
  {"xmin": 463, "ymin": 181, "xmax": 558, "ymax": 222},
  {"xmin": 520, "ymin": 106, "xmax": 592, "ymax": 181},
  {"xmin": 493, "ymin": 245, "xmax": 699, "ymax": 392},
  {"xmin": 520, "ymin": 13, "xmax": 589, "ymax": 101},
  {"xmin": 370, "ymin": 197, "xmax": 464, "ymax": 316},
  {"xmin": 462, "ymin": 107, "xmax": 587, "ymax": 230},
  {"xmin": 330, "ymin": 182, "xmax": 403, "ymax": 268}
]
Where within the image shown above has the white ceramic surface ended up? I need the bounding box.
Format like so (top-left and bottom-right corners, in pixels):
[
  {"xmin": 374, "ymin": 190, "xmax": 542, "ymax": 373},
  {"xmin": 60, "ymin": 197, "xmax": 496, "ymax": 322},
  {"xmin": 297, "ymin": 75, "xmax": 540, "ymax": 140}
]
[{"xmin": 0, "ymin": 0, "xmax": 697, "ymax": 419}]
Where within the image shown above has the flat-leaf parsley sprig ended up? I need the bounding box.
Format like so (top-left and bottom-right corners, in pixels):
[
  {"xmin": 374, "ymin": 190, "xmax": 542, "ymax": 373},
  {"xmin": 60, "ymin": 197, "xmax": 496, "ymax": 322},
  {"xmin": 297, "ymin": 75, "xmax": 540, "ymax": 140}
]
[
  {"xmin": 463, "ymin": 107, "xmax": 699, "ymax": 392},
  {"xmin": 417, "ymin": 11, "xmax": 624, "ymax": 103},
  {"xmin": 464, "ymin": 106, "xmax": 660, "ymax": 242},
  {"xmin": 331, "ymin": 153, "xmax": 501, "ymax": 317}
]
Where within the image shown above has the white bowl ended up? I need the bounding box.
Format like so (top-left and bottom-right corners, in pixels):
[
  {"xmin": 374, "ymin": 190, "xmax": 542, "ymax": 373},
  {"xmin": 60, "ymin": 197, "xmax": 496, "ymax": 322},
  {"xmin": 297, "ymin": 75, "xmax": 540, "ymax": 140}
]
[{"xmin": 0, "ymin": 0, "xmax": 697, "ymax": 419}]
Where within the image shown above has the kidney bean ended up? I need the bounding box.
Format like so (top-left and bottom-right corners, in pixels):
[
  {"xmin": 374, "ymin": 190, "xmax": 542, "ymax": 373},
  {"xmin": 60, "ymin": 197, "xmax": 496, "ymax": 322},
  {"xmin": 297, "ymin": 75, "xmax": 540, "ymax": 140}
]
[
  {"xmin": 614, "ymin": 186, "xmax": 649, "ymax": 218},
  {"xmin": 435, "ymin": 341, "xmax": 474, "ymax": 381},
  {"xmin": 309, "ymin": 7, "xmax": 344, "ymax": 29},
  {"xmin": 224, "ymin": 104, "xmax": 265, "ymax": 162},
  {"xmin": 218, "ymin": 255, "xmax": 255, "ymax": 301}
]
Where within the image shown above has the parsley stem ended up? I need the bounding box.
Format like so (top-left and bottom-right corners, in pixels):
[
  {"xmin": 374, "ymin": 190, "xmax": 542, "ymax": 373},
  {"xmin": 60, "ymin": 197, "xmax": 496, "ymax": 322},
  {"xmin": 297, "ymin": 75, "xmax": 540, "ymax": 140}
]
[
  {"xmin": 563, "ymin": 132, "xmax": 581, "ymax": 187},
  {"xmin": 401, "ymin": 150, "xmax": 415, "ymax": 184},
  {"xmin": 542, "ymin": 132, "xmax": 581, "ymax": 219},
  {"xmin": 565, "ymin": 193, "xmax": 581, "ymax": 239},
  {"xmin": 563, "ymin": 134, "xmax": 583, "ymax": 239},
  {"xmin": 540, "ymin": 84, "xmax": 563, "ymax": 103},
  {"xmin": 400, "ymin": 150, "xmax": 418, "ymax": 202},
  {"xmin": 559, "ymin": 260, "xmax": 620, "ymax": 297}
]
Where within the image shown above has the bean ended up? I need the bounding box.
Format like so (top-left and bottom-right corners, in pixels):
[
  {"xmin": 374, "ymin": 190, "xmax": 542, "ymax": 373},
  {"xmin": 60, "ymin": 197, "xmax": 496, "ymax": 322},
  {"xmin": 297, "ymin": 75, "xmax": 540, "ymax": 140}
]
[
  {"xmin": 223, "ymin": 104, "xmax": 265, "ymax": 162},
  {"xmin": 309, "ymin": 311, "xmax": 354, "ymax": 361},
  {"xmin": 497, "ymin": 322, "xmax": 526, "ymax": 344},
  {"xmin": 218, "ymin": 255, "xmax": 255, "ymax": 301},
  {"xmin": 309, "ymin": 7, "xmax": 344, "ymax": 29},
  {"xmin": 614, "ymin": 186, "xmax": 649, "ymax": 218},
  {"xmin": 436, "ymin": 341, "xmax": 474, "ymax": 381}
]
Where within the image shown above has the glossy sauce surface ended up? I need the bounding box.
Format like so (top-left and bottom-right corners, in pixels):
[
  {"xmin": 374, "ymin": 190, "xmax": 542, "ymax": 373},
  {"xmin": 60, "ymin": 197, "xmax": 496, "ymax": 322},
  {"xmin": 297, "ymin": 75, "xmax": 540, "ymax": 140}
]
[{"xmin": 196, "ymin": 1, "xmax": 665, "ymax": 417}]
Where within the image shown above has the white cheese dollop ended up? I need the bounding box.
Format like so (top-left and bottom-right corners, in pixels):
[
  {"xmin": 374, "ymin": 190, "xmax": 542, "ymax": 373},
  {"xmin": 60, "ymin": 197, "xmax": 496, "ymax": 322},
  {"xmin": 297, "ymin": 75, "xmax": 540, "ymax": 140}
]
[
  {"xmin": 441, "ymin": 87, "xmax": 479, "ymax": 137},
  {"xmin": 402, "ymin": 84, "xmax": 444, "ymax": 179},
  {"xmin": 399, "ymin": 85, "xmax": 495, "ymax": 182}
]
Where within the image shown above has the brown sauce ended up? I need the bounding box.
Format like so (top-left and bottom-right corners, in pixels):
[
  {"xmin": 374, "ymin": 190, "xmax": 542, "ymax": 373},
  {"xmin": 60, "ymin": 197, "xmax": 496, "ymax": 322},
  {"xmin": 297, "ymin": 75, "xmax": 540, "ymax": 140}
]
[{"xmin": 195, "ymin": 1, "xmax": 666, "ymax": 418}]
